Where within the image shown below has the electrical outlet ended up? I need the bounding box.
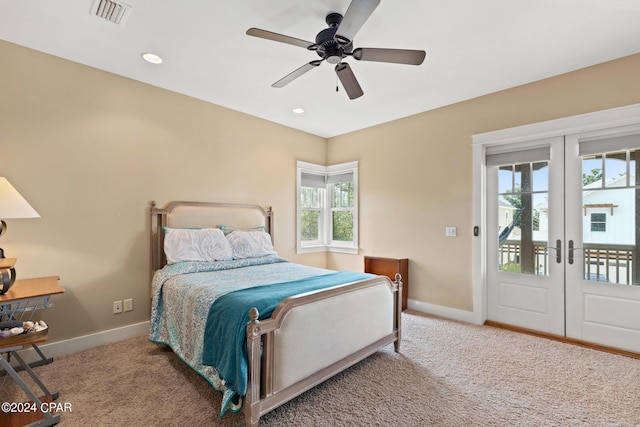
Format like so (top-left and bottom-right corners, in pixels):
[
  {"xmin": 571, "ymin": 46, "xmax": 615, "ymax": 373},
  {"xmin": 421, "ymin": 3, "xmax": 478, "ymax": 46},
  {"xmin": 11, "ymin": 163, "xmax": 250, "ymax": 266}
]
[
  {"xmin": 124, "ymin": 298, "xmax": 133, "ymax": 312},
  {"xmin": 113, "ymin": 300, "xmax": 123, "ymax": 314},
  {"xmin": 445, "ymin": 226, "xmax": 457, "ymax": 237}
]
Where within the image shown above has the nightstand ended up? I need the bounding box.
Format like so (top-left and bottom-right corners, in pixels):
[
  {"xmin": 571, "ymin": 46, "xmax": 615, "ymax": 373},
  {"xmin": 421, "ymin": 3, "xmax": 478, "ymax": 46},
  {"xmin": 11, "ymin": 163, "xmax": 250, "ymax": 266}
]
[
  {"xmin": 364, "ymin": 257, "xmax": 409, "ymax": 311},
  {"xmin": 0, "ymin": 276, "xmax": 64, "ymax": 427}
]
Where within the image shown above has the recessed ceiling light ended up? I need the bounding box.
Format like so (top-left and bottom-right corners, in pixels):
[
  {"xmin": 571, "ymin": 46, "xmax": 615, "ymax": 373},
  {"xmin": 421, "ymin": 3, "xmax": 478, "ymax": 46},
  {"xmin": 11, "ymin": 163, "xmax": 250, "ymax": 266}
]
[
  {"xmin": 292, "ymin": 108, "xmax": 305, "ymax": 114},
  {"xmin": 142, "ymin": 52, "xmax": 163, "ymax": 64}
]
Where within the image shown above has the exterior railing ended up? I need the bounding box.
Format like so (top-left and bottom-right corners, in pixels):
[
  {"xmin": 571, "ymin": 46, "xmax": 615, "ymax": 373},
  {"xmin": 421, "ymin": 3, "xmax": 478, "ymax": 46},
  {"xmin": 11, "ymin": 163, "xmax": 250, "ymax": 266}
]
[
  {"xmin": 499, "ymin": 240, "xmax": 549, "ymax": 275},
  {"xmin": 582, "ymin": 243, "xmax": 636, "ymax": 284},
  {"xmin": 499, "ymin": 240, "xmax": 638, "ymax": 285}
]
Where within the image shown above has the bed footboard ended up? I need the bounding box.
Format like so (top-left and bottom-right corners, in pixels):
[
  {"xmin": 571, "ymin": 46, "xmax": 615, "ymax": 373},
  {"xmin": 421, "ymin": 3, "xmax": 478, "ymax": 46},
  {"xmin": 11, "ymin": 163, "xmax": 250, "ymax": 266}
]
[{"xmin": 244, "ymin": 274, "xmax": 402, "ymax": 426}]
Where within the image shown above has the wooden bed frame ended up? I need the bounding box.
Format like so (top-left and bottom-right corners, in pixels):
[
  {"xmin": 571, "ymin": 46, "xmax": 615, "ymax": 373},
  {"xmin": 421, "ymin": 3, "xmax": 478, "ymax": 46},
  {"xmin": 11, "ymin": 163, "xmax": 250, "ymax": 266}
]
[{"xmin": 150, "ymin": 200, "xmax": 402, "ymax": 426}]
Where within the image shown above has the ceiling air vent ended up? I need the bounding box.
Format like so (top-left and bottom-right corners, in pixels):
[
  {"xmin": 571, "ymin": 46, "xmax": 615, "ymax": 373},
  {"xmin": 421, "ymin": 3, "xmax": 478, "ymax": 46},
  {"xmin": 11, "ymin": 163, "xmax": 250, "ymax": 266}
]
[{"xmin": 90, "ymin": 0, "xmax": 132, "ymax": 25}]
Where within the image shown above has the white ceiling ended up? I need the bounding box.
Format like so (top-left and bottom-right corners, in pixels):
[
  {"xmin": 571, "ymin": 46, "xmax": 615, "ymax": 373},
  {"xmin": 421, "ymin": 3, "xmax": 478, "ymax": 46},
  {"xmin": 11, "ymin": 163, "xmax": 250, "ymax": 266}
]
[{"xmin": 2, "ymin": 0, "xmax": 640, "ymax": 138}]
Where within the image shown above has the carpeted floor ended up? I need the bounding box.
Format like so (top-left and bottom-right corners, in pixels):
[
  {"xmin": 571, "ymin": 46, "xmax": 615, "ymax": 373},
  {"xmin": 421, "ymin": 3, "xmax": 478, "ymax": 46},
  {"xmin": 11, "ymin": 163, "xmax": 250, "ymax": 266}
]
[{"xmin": 2, "ymin": 312, "xmax": 639, "ymax": 426}]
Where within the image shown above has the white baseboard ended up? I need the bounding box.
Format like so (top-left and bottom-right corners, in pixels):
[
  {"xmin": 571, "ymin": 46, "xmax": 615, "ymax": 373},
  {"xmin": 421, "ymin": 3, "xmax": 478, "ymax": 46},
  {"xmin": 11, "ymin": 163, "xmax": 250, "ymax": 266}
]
[
  {"xmin": 407, "ymin": 299, "xmax": 482, "ymax": 325},
  {"xmin": 15, "ymin": 321, "xmax": 150, "ymax": 365}
]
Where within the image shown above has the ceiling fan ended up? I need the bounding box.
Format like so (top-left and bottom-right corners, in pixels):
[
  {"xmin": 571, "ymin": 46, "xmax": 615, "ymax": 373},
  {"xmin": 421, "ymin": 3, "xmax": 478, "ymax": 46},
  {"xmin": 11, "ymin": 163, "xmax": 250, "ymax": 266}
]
[{"xmin": 246, "ymin": 0, "xmax": 426, "ymax": 100}]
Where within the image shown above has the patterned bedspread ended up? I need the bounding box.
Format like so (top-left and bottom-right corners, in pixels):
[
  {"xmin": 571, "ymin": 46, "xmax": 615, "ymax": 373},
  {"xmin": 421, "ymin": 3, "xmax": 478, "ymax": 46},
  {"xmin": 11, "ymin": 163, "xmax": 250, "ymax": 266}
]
[{"xmin": 149, "ymin": 255, "xmax": 334, "ymax": 417}]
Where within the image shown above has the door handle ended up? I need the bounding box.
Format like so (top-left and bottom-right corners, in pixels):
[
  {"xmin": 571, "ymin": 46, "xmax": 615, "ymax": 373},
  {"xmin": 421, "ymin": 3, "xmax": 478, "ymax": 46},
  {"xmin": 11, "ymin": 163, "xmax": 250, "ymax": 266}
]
[
  {"xmin": 547, "ymin": 239, "xmax": 562, "ymax": 264},
  {"xmin": 568, "ymin": 240, "xmax": 582, "ymax": 265}
]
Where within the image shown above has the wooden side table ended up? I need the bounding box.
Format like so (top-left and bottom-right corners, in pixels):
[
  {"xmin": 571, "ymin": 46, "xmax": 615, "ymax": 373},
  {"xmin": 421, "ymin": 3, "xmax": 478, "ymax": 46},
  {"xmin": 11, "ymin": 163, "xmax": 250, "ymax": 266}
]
[
  {"xmin": 0, "ymin": 276, "xmax": 64, "ymax": 427},
  {"xmin": 0, "ymin": 276, "xmax": 64, "ymax": 367},
  {"xmin": 0, "ymin": 276, "xmax": 64, "ymax": 303},
  {"xmin": 364, "ymin": 257, "xmax": 409, "ymax": 311}
]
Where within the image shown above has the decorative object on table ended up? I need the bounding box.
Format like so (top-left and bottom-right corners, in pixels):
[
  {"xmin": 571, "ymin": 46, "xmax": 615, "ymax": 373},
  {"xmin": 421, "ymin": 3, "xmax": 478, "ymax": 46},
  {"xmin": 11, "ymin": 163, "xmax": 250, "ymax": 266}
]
[
  {"xmin": 0, "ymin": 177, "xmax": 40, "ymax": 294},
  {"xmin": 0, "ymin": 320, "xmax": 48, "ymax": 344}
]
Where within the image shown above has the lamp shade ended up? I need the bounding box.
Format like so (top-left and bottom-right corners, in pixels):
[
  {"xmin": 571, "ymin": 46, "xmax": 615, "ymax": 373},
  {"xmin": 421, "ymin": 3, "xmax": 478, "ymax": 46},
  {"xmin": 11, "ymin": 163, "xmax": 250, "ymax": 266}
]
[{"xmin": 0, "ymin": 177, "xmax": 40, "ymax": 219}]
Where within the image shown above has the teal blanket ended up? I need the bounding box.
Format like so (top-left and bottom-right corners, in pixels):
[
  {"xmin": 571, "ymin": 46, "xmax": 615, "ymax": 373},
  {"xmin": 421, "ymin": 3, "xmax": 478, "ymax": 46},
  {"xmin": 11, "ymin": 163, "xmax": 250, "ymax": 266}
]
[{"xmin": 201, "ymin": 270, "xmax": 375, "ymax": 396}]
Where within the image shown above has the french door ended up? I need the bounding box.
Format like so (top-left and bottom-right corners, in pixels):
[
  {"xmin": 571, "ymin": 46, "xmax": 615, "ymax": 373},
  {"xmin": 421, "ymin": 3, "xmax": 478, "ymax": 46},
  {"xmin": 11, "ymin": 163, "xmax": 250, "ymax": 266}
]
[
  {"xmin": 486, "ymin": 130, "xmax": 640, "ymax": 353},
  {"xmin": 487, "ymin": 137, "xmax": 565, "ymax": 336}
]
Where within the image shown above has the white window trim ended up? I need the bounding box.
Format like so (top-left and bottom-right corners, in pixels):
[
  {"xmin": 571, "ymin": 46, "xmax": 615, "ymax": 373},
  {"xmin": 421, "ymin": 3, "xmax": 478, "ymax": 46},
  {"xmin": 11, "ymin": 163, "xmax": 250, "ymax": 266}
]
[{"xmin": 296, "ymin": 160, "xmax": 359, "ymax": 254}]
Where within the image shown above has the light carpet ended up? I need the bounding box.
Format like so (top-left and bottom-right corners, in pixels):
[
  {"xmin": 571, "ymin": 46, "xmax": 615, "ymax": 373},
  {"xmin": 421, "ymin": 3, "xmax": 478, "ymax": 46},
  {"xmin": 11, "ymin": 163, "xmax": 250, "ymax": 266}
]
[{"xmin": 1, "ymin": 312, "xmax": 639, "ymax": 426}]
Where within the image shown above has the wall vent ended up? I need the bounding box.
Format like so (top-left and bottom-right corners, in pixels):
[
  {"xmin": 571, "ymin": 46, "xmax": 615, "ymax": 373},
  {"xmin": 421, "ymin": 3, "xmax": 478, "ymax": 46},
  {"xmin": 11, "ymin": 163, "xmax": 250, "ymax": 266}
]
[{"xmin": 90, "ymin": 0, "xmax": 132, "ymax": 25}]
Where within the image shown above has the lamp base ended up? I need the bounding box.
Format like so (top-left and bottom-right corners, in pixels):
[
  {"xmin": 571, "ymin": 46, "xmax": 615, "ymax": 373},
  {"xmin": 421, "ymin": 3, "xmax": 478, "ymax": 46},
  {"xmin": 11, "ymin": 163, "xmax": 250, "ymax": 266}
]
[
  {"xmin": 0, "ymin": 257, "xmax": 17, "ymax": 295},
  {"xmin": 0, "ymin": 268, "xmax": 16, "ymax": 294},
  {"xmin": 0, "ymin": 221, "xmax": 17, "ymax": 293},
  {"xmin": 0, "ymin": 219, "xmax": 5, "ymax": 258}
]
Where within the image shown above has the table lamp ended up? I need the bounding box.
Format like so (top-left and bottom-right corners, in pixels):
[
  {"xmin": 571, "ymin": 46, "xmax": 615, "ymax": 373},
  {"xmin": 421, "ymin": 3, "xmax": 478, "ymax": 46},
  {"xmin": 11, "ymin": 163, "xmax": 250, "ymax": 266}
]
[{"xmin": 0, "ymin": 177, "xmax": 40, "ymax": 294}]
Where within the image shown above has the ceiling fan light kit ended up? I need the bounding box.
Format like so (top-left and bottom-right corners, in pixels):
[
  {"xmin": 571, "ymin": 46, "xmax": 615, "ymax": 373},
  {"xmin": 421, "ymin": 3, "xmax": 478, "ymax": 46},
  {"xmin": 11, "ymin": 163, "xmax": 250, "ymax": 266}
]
[{"xmin": 246, "ymin": 0, "xmax": 425, "ymax": 100}]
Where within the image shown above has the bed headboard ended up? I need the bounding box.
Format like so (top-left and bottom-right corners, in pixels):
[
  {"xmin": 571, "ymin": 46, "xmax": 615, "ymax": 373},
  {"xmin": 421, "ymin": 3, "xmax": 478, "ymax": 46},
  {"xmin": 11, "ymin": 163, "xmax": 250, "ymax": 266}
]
[{"xmin": 150, "ymin": 200, "xmax": 274, "ymax": 272}]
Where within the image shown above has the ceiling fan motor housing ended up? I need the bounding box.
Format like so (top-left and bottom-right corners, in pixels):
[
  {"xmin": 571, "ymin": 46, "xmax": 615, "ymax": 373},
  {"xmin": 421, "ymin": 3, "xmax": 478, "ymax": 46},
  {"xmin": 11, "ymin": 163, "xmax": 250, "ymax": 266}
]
[{"xmin": 314, "ymin": 13, "xmax": 353, "ymax": 64}]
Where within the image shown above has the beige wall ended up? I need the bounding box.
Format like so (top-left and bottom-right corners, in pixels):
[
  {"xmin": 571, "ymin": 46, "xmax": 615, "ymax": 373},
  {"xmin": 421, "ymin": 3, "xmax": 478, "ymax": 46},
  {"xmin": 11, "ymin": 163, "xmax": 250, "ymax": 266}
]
[
  {"xmin": 327, "ymin": 53, "xmax": 640, "ymax": 311},
  {"xmin": 1, "ymin": 40, "xmax": 326, "ymax": 342},
  {"xmin": 3, "ymin": 38, "xmax": 640, "ymax": 344}
]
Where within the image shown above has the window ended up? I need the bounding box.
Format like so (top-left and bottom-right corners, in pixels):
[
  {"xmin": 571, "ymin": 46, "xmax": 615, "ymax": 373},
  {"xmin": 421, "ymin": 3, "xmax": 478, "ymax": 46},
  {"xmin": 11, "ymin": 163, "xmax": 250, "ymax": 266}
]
[
  {"xmin": 297, "ymin": 161, "xmax": 358, "ymax": 254},
  {"xmin": 591, "ymin": 213, "xmax": 607, "ymax": 232}
]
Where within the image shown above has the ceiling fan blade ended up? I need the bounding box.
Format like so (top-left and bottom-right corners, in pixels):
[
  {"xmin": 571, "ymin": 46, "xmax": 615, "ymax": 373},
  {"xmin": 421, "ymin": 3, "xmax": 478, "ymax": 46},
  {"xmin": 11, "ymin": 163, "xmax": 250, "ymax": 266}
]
[
  {"xmin": 335, "ymin": 63, "xmax": 364, "ymax": 100},
  {"xmin": 352, "ymin": 48, "xmax": 426, "ymax": 65},
  {"xmin": 246, "ymin": 28, "xmax": 315, "ymax": 49},
  {"xmin": 272, "ymin": 60, "xmax": 323, "ymax": 88},
  {"xmin": 334, "ymin": 0, "xmax": 380, "ymax": 45}
]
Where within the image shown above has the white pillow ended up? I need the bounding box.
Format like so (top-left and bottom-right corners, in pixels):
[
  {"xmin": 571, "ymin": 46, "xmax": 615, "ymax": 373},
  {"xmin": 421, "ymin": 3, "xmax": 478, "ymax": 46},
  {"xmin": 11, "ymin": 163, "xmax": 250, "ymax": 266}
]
[
  {"xmin": 226, "ymin": 229, "xmax": 276, "ymax": 259},
  {"xmin": 164, "ymin": 228, "xmax": 233, "ymax": 264}
]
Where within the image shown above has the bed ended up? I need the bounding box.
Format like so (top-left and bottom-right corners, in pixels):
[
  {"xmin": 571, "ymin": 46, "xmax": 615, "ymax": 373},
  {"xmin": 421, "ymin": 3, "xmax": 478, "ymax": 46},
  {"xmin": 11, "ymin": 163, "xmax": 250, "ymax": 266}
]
[{"xmin": 149, "ymin": 200, "xmax": 402, "ymax": 426}]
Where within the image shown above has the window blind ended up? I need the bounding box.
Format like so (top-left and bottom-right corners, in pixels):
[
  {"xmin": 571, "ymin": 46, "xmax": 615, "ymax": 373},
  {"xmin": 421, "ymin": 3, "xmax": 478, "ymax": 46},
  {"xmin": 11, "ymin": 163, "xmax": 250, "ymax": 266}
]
[
  {"xmin": 579, "ymin": 134, "xmax": 640, "ymax": 156},
  {"xmin": 485, "ymin": 146, "xmax": 550, "ymax": 166},
  {"xmin": 326, "ymin": 172, "xmax": 353, "ymax": 184},
  {"xmin": 301, "ymin": 172, "xmax": 326, "ymax": 188}
]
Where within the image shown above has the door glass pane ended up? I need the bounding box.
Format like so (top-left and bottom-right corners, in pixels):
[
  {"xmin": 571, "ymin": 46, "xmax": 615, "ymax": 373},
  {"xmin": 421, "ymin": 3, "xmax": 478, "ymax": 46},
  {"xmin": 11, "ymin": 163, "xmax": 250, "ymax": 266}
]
[
  {"xmin": 532, "ymin": 161, "xmax": 549, "ymax": 192},
  {"xmin": 497, "ymin": 162, "xmax": 549, "ymax": 275},
  {"xmin": 583, "ymin": 155, "xmax": 603, "ymax": 188},
  {"xmin": 604, "ymin": 151, "xmax": 627, "ymax": 188},
  {"xmin": 582, "ymin": 149, "xmax": 639, "ymax": 285}
]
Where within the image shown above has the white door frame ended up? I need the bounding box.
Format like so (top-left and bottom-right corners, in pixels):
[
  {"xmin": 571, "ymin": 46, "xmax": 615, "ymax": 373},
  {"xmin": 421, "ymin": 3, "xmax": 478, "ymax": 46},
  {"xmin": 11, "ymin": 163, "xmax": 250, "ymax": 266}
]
[{"xmin": 471, "ymin": 103, "xmax": 640, "ymax": 326}]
